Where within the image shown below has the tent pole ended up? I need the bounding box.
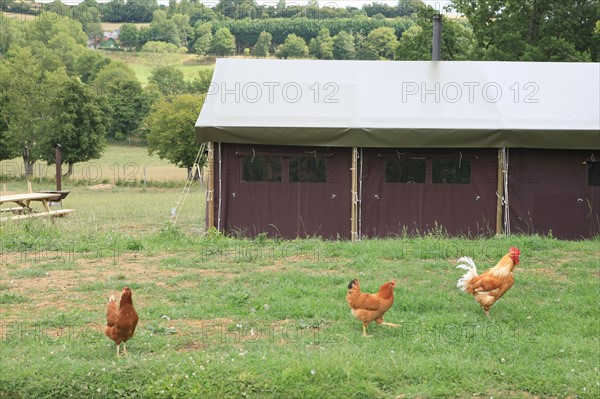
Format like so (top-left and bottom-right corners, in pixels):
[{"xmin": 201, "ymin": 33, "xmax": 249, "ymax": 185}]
[
  {"xmin": 495, "ymin": 148, "xmax": 504, "ymax": 236},
  {"xmin": 351, "ymin": 147, "xmax": 358, "ymax": 241},
  {"xmin": 207, "ymin": 141, "xmax": 215, "ymax": 230}
]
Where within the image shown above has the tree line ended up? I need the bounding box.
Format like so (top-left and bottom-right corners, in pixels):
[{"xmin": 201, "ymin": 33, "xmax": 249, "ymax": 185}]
[
  {"xmin": 4, "ymin": 0, "xmax": 596, "ymax": 61},
  {"xmin": 0, "ymin": 13, "xmax": 212, "ymax": 177}
]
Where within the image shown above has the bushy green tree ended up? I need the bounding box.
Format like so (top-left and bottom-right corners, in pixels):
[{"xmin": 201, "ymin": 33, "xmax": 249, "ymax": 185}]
[
  {"xmin": 275, "ymin": 33, "xmax": 308, "ymax": 59},
  {"xmin": 333, "ymin": 30, "xmax": 355, "ymax": 60},
  {"xmin": 123, "ymin": 0, "xmax": 158, "ymax": 23},
  {"xmin": 94, "ymin": 62, "xmax": 150, "ymax": 140},
  {"xmin": 188, "ymin": 68, "xmax": 215, "ymax": 94},
  {"xmin": 149, "ymin": 10, "xmax": 181, "ymax": 46},
  {"xmin": 39, "ymin": 74, "xmax": 111, "ymax": 175},
  {"xmin": 26, "ymin": 12, "xmax": 88, "ymax": 46},
  {"xmin": 313, "ymin": 28, "xmax": 334, "ymax": 59},
  {"xmin": 148, "ymin": 65, "xmax": 188, "ymax": 96},
  {"xmin": 145, "ymin": 93, "xmax": 205, "ymax": 177},
  {"xmin": 451, "ymin": 0, "xmax": 598, "ymax": 61},
  {"xmin": 0, "ymin": 17, "xmax": 25, "ymax": 54},
  {"xmin": 142, "ymin": 41, "xmax": 186, "ymax": 53},
  {"xmin": 210, "ymin": 27, "xmax": 236, "ymax": 56},
  {"xmin": 171, "ymin": 13, "xmax": 192, "ymax": 48},
  {"xmin": 0, "ymin": 46, "xmax": 53, "ymax": 176},
  {"xmin": 193, "ymin": 22, "xmax": 212, "ymax": 56},
  {"xmin": 101, "ymin": 0, "xmax": 126, "ymax": 22},
  {"xmin": 253, "ymin": 31, "xmax": 272, "ymax": 57},
  {"xmin": 119, "ymin": 23, "xmax": 141, "ymax": 49},
  {"xmin": 73, "ymin": 0, "xmax": 103, "ymax": 43},
  {"xmin": 364, "ymin": 27, "xmax": 398, "ymax": 60},
  {"xmin": 74, "ymin": 48, "xmax": 111, "ymax": 83}
]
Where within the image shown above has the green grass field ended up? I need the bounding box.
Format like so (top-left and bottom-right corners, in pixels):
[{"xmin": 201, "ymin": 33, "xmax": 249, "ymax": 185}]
[
  {"xmin": 0, "ymin": 144, "xmax": 190, "ymax": 185},
  {"xmin": 0, "ymin": 216, "xmax": 599, "ymax": 397},
  {"xmin": 1, "ymin": 149, "xmax": 599, "ymax": 399},
  {"xmin": 101, "ymin": 52, "xmax": 215, "ymax": 85}
]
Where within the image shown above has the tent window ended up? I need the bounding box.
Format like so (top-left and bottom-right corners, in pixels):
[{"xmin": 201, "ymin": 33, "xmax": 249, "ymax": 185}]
[
  {"xmin": 242, "ymin": 157, "xmax": 282, "ymax": 182},
  {"xmin": 432, "ymin": 158, "xmax": 471, "ymax": 184},
  {"xmin": 289, "ymin": 157, "xmax": 326, "ymax": 183},
  {"xmin": 385, "ymin": 158, "xmax": 426, "ymax": 183},
  {"xmin": 589, "ymin": 162, "xmax": 600, "ymax": 186}
]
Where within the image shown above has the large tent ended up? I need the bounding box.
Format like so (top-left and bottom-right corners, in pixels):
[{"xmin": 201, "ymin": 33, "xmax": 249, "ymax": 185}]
[{"xmin": 196, "ymin": 59, "xmax": 600, "ymax": 239}]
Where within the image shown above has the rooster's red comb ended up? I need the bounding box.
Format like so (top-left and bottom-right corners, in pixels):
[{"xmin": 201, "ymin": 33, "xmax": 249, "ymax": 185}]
[{"xmin": 509, "ymin": 247, "xmax": 521, "ymax": 255}]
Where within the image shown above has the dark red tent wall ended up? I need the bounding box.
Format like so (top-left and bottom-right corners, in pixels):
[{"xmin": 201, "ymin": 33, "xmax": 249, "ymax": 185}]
[
  {"xmin": 508, "ymin": 149, "xmax": 600, "ymax": 239},
  {"xmin": 360, "ymin": 148, "xmax": 499, "ymax": 237},
  {"xmin": 214, "ymin": 144, "xmax": 352, "ymax": 239}
]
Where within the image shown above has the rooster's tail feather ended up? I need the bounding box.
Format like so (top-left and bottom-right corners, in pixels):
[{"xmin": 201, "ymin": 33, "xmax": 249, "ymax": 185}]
[{"xmin": 456, "ymin": 256, "xmax": 478, "ymax": 292}]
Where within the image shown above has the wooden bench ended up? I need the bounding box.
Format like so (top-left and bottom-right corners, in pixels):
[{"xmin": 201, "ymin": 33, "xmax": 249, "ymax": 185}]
[
  {"xmin": 0, "ymin": 207, "xmax": 25, "ymax": 213},
  {"xmin": 0, "ymin": 209, "xmax": 75, "ymax": 222}
]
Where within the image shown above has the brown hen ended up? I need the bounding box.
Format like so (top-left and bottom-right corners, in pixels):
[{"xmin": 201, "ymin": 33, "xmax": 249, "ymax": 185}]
[{"xmin": 105, "ymin": 287, "xmax": 139, "ymax": 357}]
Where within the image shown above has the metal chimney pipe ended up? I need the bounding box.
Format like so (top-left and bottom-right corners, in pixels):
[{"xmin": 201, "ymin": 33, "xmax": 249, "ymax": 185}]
[
  {"xmin": 55, "ymin": 144, "xmax": 62, "ymax": 192},
  {"xmin": 432, "ymin": 13, "xmax": 442, "ymax": 61}
]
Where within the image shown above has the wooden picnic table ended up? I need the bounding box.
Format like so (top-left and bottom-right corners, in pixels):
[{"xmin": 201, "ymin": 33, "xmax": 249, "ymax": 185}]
[{"xmin": 0, "ymin": 192, "xmax": 74, "ymax": 221}]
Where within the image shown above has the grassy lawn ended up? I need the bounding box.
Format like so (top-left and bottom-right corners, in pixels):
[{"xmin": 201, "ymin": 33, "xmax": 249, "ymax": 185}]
[
  {"xmin": 101, "ymin": 52, "xmax": 215, "ymax": 85},
  {"xmin": 0, "ymin": 213, "xmax": 599, "ymax": 398},
  {"xmin": 0, "ymin": 144, "xmax": 190, "ymax": 185}
]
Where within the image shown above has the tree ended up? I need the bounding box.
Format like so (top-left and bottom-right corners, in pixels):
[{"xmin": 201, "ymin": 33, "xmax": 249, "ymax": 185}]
[
  {"xmin": 42, "ymin": 0, "xmax": 71, "ymax": 19},
  {"xmin": 119, "ymin": 23, "xmax": 140, "ymax": 49},
  {"xmin": 451, "ymin": 0, "xmax": 598, "ymax": 61},
  {"xmin": 394, "ymin": 24, "xmax": 426, "ymax": 60},
  {"xmin": 149, "ymin": 10, "xmax": 181, "ymax": 46},
  {"xmin": 393, "ymin": 11, "xmax": 475, "ymax": 61},
  {"xmin": 333, "ymin": 30, "xmax": 356, "ymax": 60},
  {"xmin": 148, "ymin": 66, "xmax": 188, "ymax": 96},
  {"xmin": 0, "ymin": 60, "xmax": 20, "ymax": 160},
  {"xmin": 74, "ymin": 49, "xmax": 111, "ymax": 83},
  {"xmin": 145, "ymin": 93, "xmax": 205, "ymax": 177},
  {"xmin": 308, "ymin": 38, "xmax": 319, "ymax": 58},
  {"xmin": 355, "ymin": 33, "xmax": 378, "ymax": 60},
  {"xmin": 0, "ymin": 46, "xmax": 53, "ymax": 177},
  {"xmin": 275, "ymin": 33, "xmax": 308, "ymax": 59},
  {"xmin": 253, "ymin": 31, "xmax": 272, "ymax": 57},
  {"xmin": 188, "ymin": 67, "xmax": 215, "ymax": 94},
  {"xmin": 39, "ymin": 74, "xmax": 111, "ymax": 176},
  {"xmin": 85, "ymin": 23, "xmax": 104, "ymax": 46},
  {"xmin": 101, "ymin": 0, "xmax": 126, "ymax": 22},
  {"xmin": 193, "ymin": 22, "xmax": 212, "ymax": 56},
  {"xmin": 94, "ymin": 62, "xmax": 150, "ymax": 140},
  {"xmin": 314, "ymin": 28, "xmax": 334, "ymax": 59},
  {"xmin": 123, "ymin": 0, "xmax": 158, "ymax": 23},
  {"xmin": 47, "ymin": 32, "xmax": 85, "ymax": 74},
  {"xmin": 215, "ymin": 0, "xmax": 259, "ymax": 20},
  {"xmin": 210, "ymin": 27, "xmax": 236, "ymax": 56},
  {"xmin": 171, "ymin": 13, "xmax": 192, "ymax": 48},
  {"xmin": 142, "ymin": 41, "xmax": 186, "ymax": 53},
  {"xmin": 73, "ymin": 0, "xmax": 103, "ymax": 43},
  {"xmin": 0, "ymin": 17, "xmax": 25, "ymax": 54},
  {"xmin": 364, "ymin": 27, "xmax": 398, "ymax": 60},
  {"xmin": 26, "ymin": 12, "xmax": 88, "ymax": 47}
]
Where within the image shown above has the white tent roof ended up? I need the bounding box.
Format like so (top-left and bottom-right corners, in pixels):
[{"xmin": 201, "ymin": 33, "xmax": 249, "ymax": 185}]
[{"xmin": 196, "ymin": 59, "xmax": 600, "ymax": 149}]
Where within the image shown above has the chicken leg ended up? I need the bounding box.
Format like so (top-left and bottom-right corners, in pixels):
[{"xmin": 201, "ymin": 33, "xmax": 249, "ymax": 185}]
[{"xmin": 362, "ymin": 320, "xmax": 400, "ymax": 337}]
